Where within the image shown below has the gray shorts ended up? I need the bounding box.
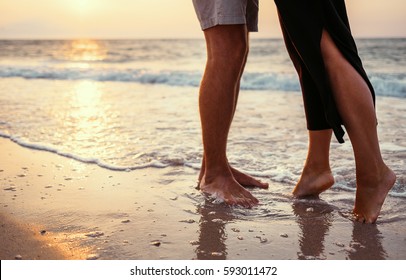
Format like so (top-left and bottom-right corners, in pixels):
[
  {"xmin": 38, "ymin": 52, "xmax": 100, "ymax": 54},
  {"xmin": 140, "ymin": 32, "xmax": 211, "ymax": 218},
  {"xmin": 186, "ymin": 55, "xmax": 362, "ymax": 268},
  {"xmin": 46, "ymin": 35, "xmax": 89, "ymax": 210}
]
[{"xmin": 192, "ymin": 0, "xmax": 259, "ymax": 32}]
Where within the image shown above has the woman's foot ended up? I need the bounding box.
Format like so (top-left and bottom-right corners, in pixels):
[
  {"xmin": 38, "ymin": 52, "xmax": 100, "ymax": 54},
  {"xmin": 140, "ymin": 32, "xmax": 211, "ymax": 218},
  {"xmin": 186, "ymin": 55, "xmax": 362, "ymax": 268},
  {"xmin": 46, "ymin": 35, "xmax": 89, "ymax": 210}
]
[
  {"xmin": 293, "ymin": 167, "xmax": 335, "ymax": 197},
  {"xmin": 353, "ymin": 166, "xmax": 396, "ymax": 223}
]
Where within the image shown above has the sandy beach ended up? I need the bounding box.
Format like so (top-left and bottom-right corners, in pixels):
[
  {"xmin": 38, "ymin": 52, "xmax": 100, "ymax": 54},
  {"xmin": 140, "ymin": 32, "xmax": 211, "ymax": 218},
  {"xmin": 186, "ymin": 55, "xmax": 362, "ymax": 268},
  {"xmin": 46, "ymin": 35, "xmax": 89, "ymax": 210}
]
[{"xmin": 1, "ymin": 137, "xmax": 405, "ymax": 260}]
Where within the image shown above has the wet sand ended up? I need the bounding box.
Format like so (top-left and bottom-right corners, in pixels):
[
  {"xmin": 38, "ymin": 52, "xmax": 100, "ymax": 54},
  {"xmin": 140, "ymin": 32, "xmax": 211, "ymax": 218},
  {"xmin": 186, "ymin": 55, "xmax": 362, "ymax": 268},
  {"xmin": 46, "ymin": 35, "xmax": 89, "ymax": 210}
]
[
  {"xmin": 1, "ymin": 137, "xmax": 405, "ymax": 260},
  {"xmin": 0, "ymin": 212, "xmax": 86, "ymax": 260}
]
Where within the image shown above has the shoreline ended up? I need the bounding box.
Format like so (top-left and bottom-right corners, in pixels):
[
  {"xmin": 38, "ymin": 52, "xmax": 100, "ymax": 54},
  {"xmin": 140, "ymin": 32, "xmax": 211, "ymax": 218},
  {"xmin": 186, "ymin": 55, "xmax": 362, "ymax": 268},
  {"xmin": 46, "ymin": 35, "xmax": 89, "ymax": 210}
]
[{"xmin": 1, "ymin": 137, "xmax": 406, "ymax": 260}]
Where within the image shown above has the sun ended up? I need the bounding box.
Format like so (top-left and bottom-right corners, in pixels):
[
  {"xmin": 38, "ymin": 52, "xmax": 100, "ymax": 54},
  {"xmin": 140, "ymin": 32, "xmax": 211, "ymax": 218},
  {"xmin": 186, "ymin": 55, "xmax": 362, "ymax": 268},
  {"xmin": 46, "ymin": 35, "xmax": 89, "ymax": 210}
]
[{"xmin": 70, "ymin": 0, "xmax": 95, "ymax": 16}]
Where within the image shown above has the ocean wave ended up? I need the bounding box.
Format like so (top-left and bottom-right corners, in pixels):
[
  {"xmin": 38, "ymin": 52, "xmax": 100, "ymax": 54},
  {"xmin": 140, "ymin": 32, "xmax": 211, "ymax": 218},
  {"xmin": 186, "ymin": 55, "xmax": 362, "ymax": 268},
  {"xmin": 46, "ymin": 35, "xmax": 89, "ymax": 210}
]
[
  {"xmin": 1, "ymin": 131, "xmax": 405, "ymax": 198},
  {"xmin": 1, "ymin": 65, "xmax": 405, "ymax": 96},
  {"xmin": 0, "ymin": 65, "xmax": 201, "ymax": 87},
  {"xmin": 370, "ymin": 75, "xmax": 406, "ymax": 97},
  {"xmin": 0, "ymin": 131, "xmax": 168, "ymax": 172}
]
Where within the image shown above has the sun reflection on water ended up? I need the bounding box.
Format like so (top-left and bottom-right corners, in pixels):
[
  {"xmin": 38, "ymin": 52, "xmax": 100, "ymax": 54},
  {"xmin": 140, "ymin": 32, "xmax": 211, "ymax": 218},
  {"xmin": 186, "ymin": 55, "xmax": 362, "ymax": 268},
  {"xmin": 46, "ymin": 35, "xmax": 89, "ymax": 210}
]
[
  {"xmin": 72, "ymin": 80, "xmax": 102, "ymax": 115},
  {"xmin": 69, "ymin": 81, "xmax": 104, "ymax": 142},
  {"xmin": 66, "ymin": 80, "xmax": 107, "ymax": 171},
  {"xmin": 62, "ymin": 39, "xmax": 107, "ymax": 63}
]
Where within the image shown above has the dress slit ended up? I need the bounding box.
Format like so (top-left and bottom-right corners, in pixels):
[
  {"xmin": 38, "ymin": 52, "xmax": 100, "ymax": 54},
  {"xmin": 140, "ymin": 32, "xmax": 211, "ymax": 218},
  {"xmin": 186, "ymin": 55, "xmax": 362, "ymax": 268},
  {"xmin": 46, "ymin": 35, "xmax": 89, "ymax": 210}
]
[{"xmin": 275, "ymin": 0, "xmax": 375, "ymax": 143}]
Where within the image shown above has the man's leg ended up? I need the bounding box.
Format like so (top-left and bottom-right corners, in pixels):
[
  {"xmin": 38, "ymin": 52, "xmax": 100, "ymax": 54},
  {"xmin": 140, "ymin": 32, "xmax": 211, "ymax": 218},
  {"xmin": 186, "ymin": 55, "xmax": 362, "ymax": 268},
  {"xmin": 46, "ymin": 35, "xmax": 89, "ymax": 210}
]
[
  {"xmin": 198, "ymin": 51, "xmax": 269, "ymax": 189},
  {"xmin": 198, "ymin": 36, "xmax": 268, "ymax": 190},
  {"xmin": 198, "ymin": 24, "xmax": 259, "ymax": 207},
  {"xmin": 320, "ymin": 30, "xmax": 396, "ymax": 223}
]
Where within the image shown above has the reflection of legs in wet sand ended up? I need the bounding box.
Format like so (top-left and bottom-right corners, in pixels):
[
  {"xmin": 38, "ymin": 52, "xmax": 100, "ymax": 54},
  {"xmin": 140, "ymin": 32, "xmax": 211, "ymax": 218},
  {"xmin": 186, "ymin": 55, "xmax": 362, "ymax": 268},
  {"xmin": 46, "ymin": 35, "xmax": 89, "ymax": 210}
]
[
  {"xmin": 348, "ymin": 222, "xmax": 387, "ymax": 259},
  {"xmin": 292, "ymin": 200, "xmax": 334, "ymax": 259},
  {"xmin": 195, "ymin": 202, "xmax": 233, "ymax": 260}
]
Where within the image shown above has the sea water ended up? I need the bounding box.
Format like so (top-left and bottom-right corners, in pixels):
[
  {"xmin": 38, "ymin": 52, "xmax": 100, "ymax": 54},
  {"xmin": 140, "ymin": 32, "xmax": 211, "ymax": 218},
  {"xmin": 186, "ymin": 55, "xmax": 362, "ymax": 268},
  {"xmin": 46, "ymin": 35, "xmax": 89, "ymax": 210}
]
[{"xmin": 0, "ymin": 38, "xmax": 405, "ymax": 199}]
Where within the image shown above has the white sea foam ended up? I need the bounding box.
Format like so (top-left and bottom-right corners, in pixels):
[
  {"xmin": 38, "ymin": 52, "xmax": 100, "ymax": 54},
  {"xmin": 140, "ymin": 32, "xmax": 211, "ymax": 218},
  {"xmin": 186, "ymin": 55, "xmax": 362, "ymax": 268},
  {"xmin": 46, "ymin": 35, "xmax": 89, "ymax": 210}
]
[
  {"xmin": 1, "ymin": 65, "xmax": 405, "ymax": 96},
  {"xmin": 0, "ymin": 132, "xmax": 169, "ymax": 172}
]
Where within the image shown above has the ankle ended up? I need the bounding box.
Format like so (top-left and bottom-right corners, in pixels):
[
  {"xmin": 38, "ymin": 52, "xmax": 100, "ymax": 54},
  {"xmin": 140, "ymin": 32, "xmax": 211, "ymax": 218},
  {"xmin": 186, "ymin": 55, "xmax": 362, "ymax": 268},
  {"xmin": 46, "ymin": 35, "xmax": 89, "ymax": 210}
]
[
  {"xmin": 356, "ymin": 164, "xmax": 392, "ymax": 188},
  {"xmin": 303, "ymin": 162, "xmax": 331, "ymax": 175},
  {"xmin": 202, "ymin": 167, "xmax": 232, "ymax": 184}
]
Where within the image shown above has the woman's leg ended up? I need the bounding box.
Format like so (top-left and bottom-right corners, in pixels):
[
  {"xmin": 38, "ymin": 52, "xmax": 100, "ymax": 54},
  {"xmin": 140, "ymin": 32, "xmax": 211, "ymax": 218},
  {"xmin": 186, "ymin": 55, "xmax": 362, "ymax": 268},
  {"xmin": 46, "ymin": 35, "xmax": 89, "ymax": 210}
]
[
  {"xmin": 293, "ymin": 129, "xmax": 335, "ymax": 197},
  {"xmin": 320, "ymin": 30, "xmax": 396, "ymax": 223},
  {"xmin": 277, "ymin": 14, "xmax": 334, "ymax": 198}
]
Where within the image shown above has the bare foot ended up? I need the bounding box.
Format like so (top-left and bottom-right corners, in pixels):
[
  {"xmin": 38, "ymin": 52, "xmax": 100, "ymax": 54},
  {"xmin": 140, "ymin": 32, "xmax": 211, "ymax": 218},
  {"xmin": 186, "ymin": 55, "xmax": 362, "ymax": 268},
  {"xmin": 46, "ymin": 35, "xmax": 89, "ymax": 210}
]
[
  {"xmin": 292, "ymin": 168, "xmax": 335, "ymax": 197},
  {"xmin": 229, "ymin": 167, "xmax": 269, "ymax": 189},
  {"xmin": 198, "ymin": 164, "xmax": 268, "ymax": 189},
  {"xmin": 353, "ymin": 166, "xmax": 396, "ymax": 223},
  {"xmin": 200, "ymin": 175, "xmax": 259, "ymax": 208}
]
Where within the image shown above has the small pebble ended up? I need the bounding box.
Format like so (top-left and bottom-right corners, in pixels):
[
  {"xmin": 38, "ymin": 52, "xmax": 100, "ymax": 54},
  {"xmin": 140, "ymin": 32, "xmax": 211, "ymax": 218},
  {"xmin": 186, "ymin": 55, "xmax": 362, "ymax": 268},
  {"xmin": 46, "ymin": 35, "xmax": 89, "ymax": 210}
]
[
  {"xmin": 280, "ymin": 233, "xmax": 289, "ymax": 238},
  {"xmin": 150, "ymin": 241, "xmax": 161, "ymax": 247},
  {"xmin": 335, "ymin": 242, "xmax": 345, "ymax": 248},
  {"xmin": 179, "ymin": 219, "xmax": 195, "ymax": 224},
  {"xmin": 344, "ymin": 247, "xmax": 357, "ymax": 254},
  {"xmin": 85, "ymin": 231, "xmax": 104, "ymax": 238},
  {"xmin": 15, "ymin": 255, "xmax": 22, "ymax": 260},
  {"xmin": 237, "ymin": 236, "xmax": 244, "ymax": 240},
  {"xmin": 211, "ymin": 252, "xmax": 223, "ymax": 257},
  {"xmin": 306, "ymin": 207, "xmax": 314, "ymax": 212},
  {"xmin": 231, "ymin": 228, "xmax": 240, "ymax": 233},
  {"xmin": 255, "ymin": 236, "xmax": 268, "ymax": 243},
  {"xmin": 121, "ymin": 219, "xmax": 131, "ymax": 223},
  {"xmin": 40, "ymin": 230, "xmax": 47, "ymax": 235},
  {"xmin": 211, "ymin": 219, "xmax": 223, "ymax": 223},
  {"xmin": 190, "ymin": 240, "xmax": 199, "ymax": 246},
  {"xmin": 86, "ymin": 254, "xmax": 100, "ymax": 260}
]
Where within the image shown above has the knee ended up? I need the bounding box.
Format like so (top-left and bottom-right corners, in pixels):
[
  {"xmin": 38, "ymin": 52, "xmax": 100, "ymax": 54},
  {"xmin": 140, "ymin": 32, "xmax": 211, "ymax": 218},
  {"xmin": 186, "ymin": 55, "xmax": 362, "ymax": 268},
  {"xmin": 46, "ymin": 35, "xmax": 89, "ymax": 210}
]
[
  {"xmin": 209, "ymin": 38, "xmax": 248, "ymax": 69},
  {"xmin": 205, "ymin": 26, "xmax": 249, "ymax": 68},
  {"xmin": 227, "ymin": 40, "xmax": 249, "ymax": 66}
]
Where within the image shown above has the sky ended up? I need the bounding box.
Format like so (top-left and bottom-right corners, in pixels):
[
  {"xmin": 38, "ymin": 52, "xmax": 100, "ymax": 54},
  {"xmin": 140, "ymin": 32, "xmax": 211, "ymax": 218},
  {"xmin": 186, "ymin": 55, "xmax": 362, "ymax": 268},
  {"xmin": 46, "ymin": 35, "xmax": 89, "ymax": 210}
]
[{"xmin": 0, "ymin": 0, "xmax": 405, "ymax": 39}]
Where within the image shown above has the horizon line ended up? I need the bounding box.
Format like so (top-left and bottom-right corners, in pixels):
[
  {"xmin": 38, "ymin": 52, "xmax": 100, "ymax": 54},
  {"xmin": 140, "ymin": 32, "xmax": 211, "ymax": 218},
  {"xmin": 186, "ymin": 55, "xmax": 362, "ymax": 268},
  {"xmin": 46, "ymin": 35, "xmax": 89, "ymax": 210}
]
[{"xmin": 1, "ymin": 35, "xmax": 405, "ymax": 40}]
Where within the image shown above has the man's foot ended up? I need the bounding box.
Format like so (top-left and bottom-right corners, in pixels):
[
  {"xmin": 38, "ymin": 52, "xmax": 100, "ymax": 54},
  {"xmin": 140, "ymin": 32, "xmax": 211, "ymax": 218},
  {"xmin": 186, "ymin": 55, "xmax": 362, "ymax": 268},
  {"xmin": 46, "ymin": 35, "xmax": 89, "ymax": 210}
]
[
  {"xmin": 292, "ymin": 167, "xmax": 335, "ymax": 197},
  {"xmin": 200, "ymin": 174, "xmax": 259, "ymax": 208},
  {"xmin": 230, "ymin": 167, "xmax": 269, "ymax": 189},
  {"xmin": 353, "ymin": 166, "xmax": 396, "ymax": 223},
  {"xmin": 198, "ymin": 165, "xmax": 268, "ymax": 189}
]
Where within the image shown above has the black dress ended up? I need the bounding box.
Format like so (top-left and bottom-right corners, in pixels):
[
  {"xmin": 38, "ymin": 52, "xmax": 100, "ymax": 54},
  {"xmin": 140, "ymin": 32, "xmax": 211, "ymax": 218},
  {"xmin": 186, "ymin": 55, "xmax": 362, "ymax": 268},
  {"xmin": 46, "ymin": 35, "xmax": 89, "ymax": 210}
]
[{"xmin": 274, "ymin": 0, "xmax": 375, "ymax": 143}]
